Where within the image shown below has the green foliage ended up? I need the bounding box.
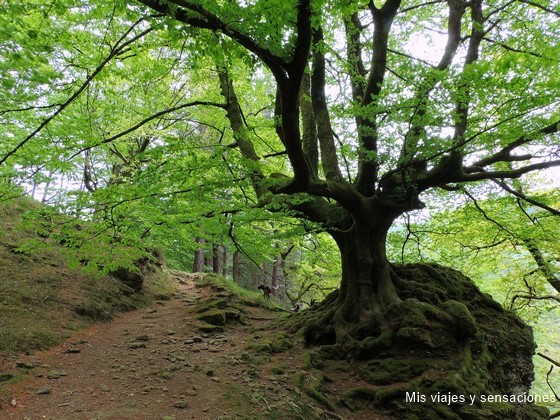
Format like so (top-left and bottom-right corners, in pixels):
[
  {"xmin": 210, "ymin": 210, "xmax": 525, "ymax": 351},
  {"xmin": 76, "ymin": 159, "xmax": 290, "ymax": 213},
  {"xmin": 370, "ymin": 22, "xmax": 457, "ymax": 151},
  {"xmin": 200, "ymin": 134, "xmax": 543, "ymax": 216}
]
[
  {"xmin": 282, "ymin": 233, "xmax": 341, "ymax": 304},
  {"xmin": 2, "ymin": 0, "xmax": 558, "ymax": 289},
  {"xmin": 1, "ymin": 1, "xmax": 559, "ymax": 411}
]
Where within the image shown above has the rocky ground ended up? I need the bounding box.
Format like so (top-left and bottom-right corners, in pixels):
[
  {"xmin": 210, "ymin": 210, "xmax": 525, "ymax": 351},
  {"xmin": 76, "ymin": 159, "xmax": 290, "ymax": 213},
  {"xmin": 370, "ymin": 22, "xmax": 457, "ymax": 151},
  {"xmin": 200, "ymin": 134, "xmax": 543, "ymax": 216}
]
[{"xmin": 0, "ymin": 272, "xmax": 382, "ymax": 419}]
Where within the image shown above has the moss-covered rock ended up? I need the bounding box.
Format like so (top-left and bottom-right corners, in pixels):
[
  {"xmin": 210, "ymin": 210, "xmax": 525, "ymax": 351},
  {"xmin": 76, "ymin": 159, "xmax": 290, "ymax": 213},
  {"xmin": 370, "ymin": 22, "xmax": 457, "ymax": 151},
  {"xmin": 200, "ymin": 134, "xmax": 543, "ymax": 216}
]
[
  {"xmin": 290, "ymin": 263, "xmax": 548, "ymax": 419},
  {"xmin": 196, "ymin": 309, "xmax": 227, "ymax": 326},
  {"xmin": 224, "ymin": 308, "xmax": 249, "ymax": 325},
  {"xmin": 194, "ymin": 297, "xmax": 230, "ymax": 313},
  {"xmin": 441, "ymin": 299, "xmax": 477, "ymax": 339},
  {"xmin": 249, "ymin": 332, "xmax": 294, "ymax": 354},
  {"xmin": 189, "ymin": 284, "xmax": 249, "ymax": 330},
  {"xmin": 197, "ymin": 322, "xmax": 224, "ymax": 334}
]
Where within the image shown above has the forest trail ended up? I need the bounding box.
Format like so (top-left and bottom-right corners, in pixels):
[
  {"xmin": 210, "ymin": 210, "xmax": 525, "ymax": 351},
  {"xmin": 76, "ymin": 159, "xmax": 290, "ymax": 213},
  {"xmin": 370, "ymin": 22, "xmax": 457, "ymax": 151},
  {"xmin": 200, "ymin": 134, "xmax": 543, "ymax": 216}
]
[{"xmin": 0, "ymin": 272, "xmax": 330, "ymax": 420}]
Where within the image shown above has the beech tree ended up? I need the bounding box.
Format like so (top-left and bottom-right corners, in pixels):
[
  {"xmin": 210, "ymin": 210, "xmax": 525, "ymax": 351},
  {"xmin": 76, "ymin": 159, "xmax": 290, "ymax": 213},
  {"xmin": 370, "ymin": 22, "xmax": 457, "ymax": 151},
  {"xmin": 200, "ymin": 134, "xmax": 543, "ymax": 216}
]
[{"xmin": 129, "ymin": 0, "xmax": 560, "ymax": 336}]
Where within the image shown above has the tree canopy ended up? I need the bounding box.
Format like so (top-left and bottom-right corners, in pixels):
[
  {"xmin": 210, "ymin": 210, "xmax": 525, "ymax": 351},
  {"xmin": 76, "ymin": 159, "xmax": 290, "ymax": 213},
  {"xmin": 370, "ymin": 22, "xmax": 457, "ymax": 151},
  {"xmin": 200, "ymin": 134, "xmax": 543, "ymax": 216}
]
[{"xmin": 1, "ymin": 0, "xmax": 559, "ymax": 327}]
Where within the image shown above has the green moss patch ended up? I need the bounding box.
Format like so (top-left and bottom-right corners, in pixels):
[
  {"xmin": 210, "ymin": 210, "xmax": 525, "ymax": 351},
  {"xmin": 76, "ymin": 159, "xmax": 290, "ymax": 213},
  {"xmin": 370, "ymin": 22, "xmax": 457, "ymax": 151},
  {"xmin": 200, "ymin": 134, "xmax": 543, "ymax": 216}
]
[
  {"xmin": 288, "ymin": 263, "xmax": 549, "ymax": 419},
  {"xmin": 249, "ymin": 332, "xmax": 294, "ymax": 354},
  {"xmin": 196, "ymin": 309, "xmax": 227, "ymax": 326},
  {"xmin": 340, "ymin": 387, "xmax": 377, "ymax": 411}
]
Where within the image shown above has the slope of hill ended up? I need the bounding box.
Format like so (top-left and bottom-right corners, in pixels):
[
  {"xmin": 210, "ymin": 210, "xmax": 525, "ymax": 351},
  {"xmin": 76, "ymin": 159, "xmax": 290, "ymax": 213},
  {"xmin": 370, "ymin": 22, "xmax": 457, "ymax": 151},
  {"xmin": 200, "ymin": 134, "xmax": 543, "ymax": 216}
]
[
  {"xmin": 0, "ymin": 200, "xmax": 385, "ymax": 418},
  {"xmin": 0, "ymin": 197, "xmax": 554, "ymax": 419},
  {"xmin": 0, "ymin": 196, "xmax": 175, "ymax": 356}
]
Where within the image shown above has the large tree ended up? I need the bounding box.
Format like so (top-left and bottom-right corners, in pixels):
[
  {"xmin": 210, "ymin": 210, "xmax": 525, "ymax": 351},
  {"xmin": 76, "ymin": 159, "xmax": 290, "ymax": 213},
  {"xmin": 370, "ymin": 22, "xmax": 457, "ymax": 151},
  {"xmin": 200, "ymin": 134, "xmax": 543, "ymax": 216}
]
[{"xmin": 130, "ymin": 0, "xmax": 560, "ymax": 333}]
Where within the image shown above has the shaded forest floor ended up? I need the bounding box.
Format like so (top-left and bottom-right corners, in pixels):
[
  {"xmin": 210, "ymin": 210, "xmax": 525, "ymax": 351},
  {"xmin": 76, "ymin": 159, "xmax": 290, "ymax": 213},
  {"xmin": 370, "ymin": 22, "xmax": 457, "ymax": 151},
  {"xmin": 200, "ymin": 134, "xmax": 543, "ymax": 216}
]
[
  {"xmin": 0, "ymin": 272, "xmax": 392, "ymax": 419},
  {"xmin": 0, "ymin": 196, "xmax": 391, "ymax": 419}
]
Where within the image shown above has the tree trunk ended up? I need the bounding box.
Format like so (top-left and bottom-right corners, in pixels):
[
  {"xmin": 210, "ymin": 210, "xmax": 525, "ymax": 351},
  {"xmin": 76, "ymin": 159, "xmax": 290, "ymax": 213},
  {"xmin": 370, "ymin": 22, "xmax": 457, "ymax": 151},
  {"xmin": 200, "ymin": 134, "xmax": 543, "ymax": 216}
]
[
  {"xmin": 272, "ymin": 255, "xmax": 283, "ymax": 293},
  {"xmin": 232, "ymin": 251, "xmax": 241, "ymax": 282},
  {"xmin": 335, "ymin": 222, "xmax": 399, "ymax": 322},
  {"xmin": 304, "ymin": 214, "xmax": 400, "ymax": 345},
  {"xmin": 193, "ymin": 237, "xmax": 205, "ymax": 272},
  {"xmin": 41, "ymin": 178, "xmax": 52, "ymax": 203},
  {"xmin": 221, "ymin": 245, "xmax": 227, "ymax": 277},
  {"xmin": 252, "ymin": 263, "xmax": 266, "ymax": 288},
  {"xmin": 212, "ymin": 244, "xmax": 220, "ymax": 274}
]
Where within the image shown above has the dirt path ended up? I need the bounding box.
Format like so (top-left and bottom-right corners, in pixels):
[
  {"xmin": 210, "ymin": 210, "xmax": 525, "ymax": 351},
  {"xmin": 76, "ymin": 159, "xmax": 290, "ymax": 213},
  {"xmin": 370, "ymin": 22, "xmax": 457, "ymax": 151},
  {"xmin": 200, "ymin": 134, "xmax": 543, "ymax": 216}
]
[{"xmin": 0, "ymin": 273, "xmax": 321, "ymax": 419}]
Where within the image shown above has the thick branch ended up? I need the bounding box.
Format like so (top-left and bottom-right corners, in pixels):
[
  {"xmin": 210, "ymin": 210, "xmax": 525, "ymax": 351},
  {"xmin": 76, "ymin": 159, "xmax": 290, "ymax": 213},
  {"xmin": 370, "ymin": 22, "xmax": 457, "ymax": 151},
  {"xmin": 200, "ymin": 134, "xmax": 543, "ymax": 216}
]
[
  {"xmin": 354, "ymin": 0, "xmax": 402, "ymax": 194},
  {"xmin": 289, "ymin": 0, "xmax": 313, "ymax": 78},
  {"xmin": 276, "ymin": 85, "xmax": 313, "ymax": 190},
  {"xmin": 344, "ymin": 12, "xmax": 368, "ymax": 102},
  {"xmin": 425, "ymin": 159, "xmax": 560, "ymax": 187},
  {"xmin": 274, "ymin": 86, "xmax": 285, "ymax": 145},
  {"xmin": 218, "ymin": 70, "xmax": 267, "ymax": 198},
  {"xmin": 273, "ymin": 0, "xmax": 314, "ymax": 191},
  {"xmin": 311, "ymin": 28, "xmax": 343, "ymax": 181},
  {"xmin": 136, "ymin": 0, "xmax": 288, "ymax": 80},
  {"xmin": 451, "ymin": 0, "xmax": 485, "ymax": 150},
  {"xmin": 473, "ymin": 119, "xmax": 560, "ymax": 168},
  {"xmin": 365, "ymin": 0, "xmax": 402, "ymax": 105},
  {"xmin": 300, "ymin": 73, "xmax": 319, "ymax": 176}
]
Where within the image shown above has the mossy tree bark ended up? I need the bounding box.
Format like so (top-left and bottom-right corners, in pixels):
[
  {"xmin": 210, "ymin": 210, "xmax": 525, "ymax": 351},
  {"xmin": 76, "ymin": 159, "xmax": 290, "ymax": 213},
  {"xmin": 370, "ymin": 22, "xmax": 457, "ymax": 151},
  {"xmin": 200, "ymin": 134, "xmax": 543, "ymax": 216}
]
[
  {"xmin": 334, "ymin": 221, "xmax": 399, "ymax": 321},
  {"xmin": 312, "ymin": 211, "xmax": 401, "ymax": 345}
]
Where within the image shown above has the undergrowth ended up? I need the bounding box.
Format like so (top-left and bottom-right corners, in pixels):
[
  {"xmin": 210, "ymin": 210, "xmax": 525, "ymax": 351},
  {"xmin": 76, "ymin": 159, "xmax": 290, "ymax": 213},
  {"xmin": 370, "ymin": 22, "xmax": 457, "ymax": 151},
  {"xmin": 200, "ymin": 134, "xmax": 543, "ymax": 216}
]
[{"xmin": 0, "ymin": 196, "xmax": 176, "ymax": 355}]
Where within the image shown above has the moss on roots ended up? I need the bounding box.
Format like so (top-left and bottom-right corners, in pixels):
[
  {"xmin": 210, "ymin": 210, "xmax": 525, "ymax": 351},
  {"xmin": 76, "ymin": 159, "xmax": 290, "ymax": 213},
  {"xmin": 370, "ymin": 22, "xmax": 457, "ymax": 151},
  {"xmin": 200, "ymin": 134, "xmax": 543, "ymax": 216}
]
[{"xmin": 283, "ymin": 263, "xmax": 549, "ymax": 419}]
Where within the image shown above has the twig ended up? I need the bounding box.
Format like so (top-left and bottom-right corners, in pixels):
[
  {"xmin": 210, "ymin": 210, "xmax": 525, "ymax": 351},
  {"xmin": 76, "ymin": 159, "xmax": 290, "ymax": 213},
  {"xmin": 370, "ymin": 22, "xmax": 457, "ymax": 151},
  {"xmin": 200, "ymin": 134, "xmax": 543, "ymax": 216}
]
[
  {"xmin": 537, "ymin": 352, "xmax": 560, "ymax": 367},
  {"xmin": 261, "ymin": 395, "xmax": 272, "ymax": 411},
  {"xmin": 512, "ymin": 295, "xmax": 560, "ymax": 306},
  {"xmin": 0, "ymin": 397, "xmax": 15, "ymax": 407},
  {"xmin": 545, "ymin": 365, "xmax": 559, "ymax": 401}
]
